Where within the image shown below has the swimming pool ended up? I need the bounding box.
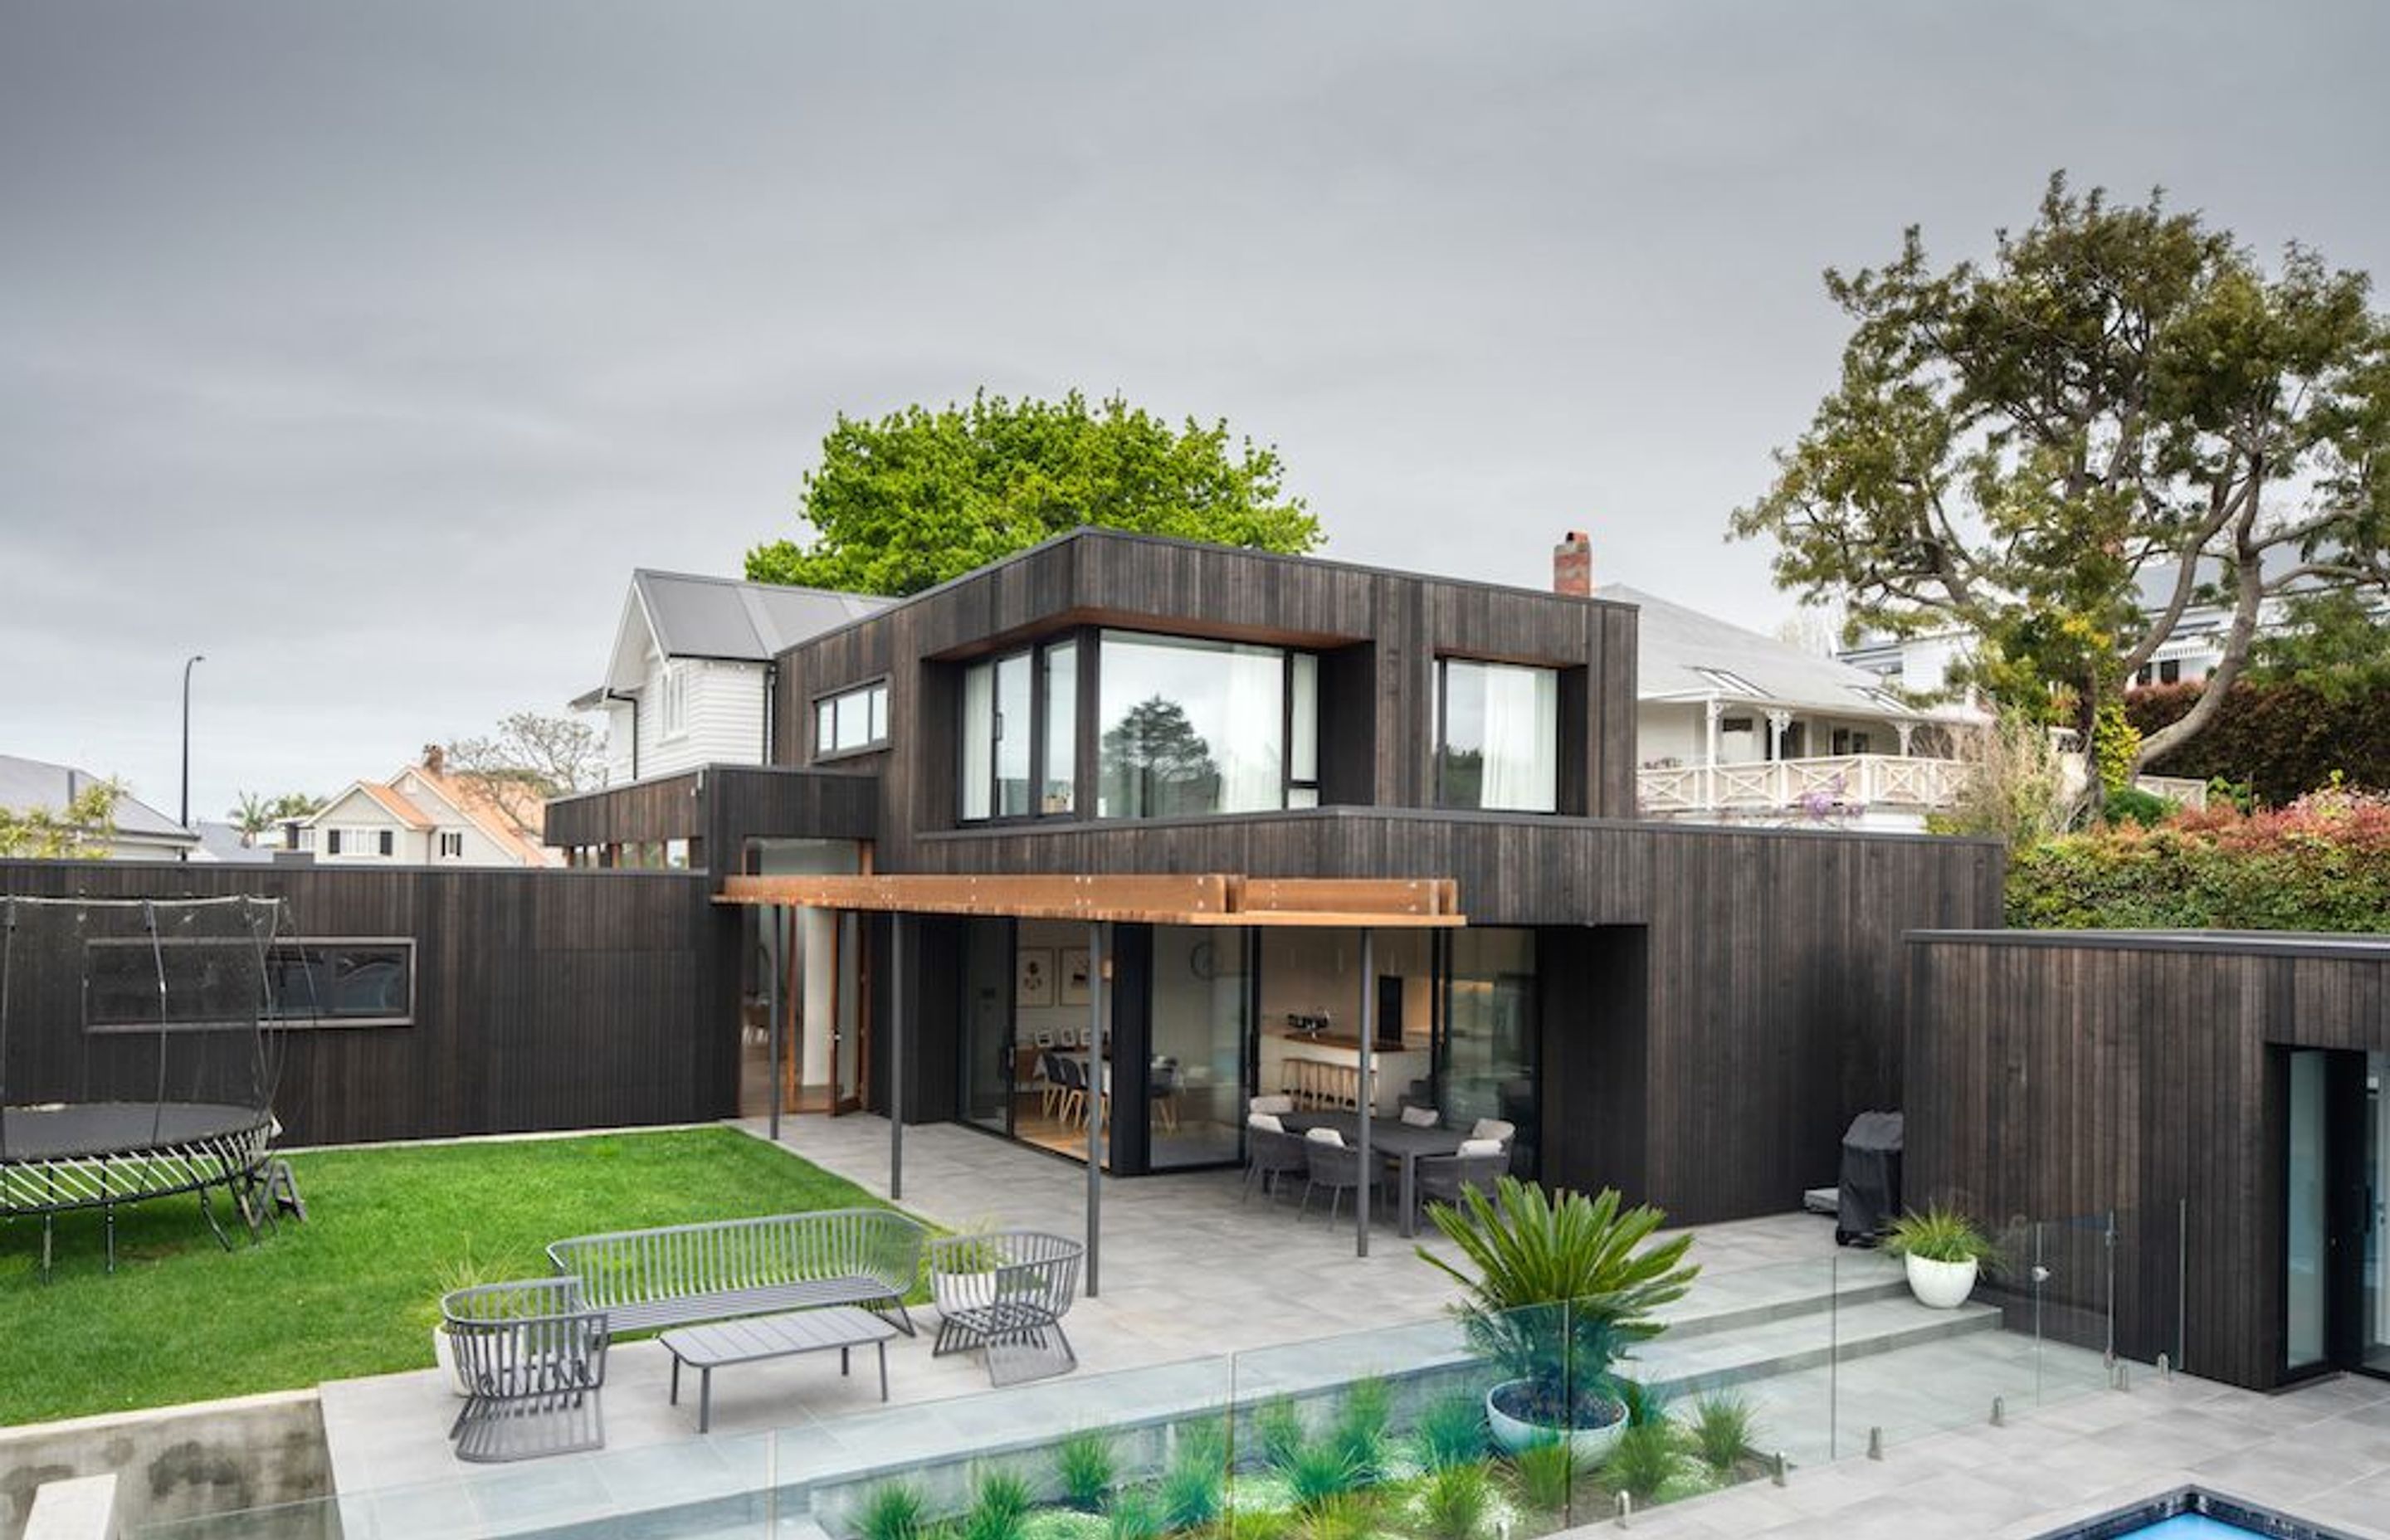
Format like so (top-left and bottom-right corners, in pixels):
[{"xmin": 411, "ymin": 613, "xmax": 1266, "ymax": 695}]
[{"xmin": 2036, "ymin": 1486, "xmax": 2354, "ymax": 1539}]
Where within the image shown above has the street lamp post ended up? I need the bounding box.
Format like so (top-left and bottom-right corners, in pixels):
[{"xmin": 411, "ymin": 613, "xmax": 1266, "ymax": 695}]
[{"xmin": 180, "ymin": 654, "xmax": 204, "ymax": 860}]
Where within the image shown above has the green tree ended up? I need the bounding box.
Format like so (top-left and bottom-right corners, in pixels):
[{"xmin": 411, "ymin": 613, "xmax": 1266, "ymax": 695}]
[
  {"xmin": 266, "ymin": 791, "xmax": 329, "ymax": 822},
  {"xmin": 0, "ymin": 779, "xmax": 121, "ymax": 860},
  {"xmin": 443, "ymin": 714, "xmax": 605, "ymax": 802},
  {"xmin": 2248, "ymin": 590, "xmax": 2390, "ymax": 696},
  {"xmin": 1732, "ymin": 173, "xmax": 2390, "ymax": 771},
  {"xmin": 746, "ymin": 390, "xmax": 1322, "ymax": 597}
]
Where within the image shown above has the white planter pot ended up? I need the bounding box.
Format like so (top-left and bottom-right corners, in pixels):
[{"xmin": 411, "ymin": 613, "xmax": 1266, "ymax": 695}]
[
  {"xmin": 1485, "ymin": 1380, "xmax": 1627, "ymax": 1464},
  {"xmin": 1904, "ymin": 1253, "xmax": 1979, "ymax": 1310},
  {"xmin": 433, "ymin": 1327, "xmax": 471, "ymax": 1396}
]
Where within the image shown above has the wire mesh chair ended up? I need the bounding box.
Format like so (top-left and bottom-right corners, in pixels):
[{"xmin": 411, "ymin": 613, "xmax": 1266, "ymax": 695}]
[
  {"xmin": 927, "ymin": 1230, "xmax": 1084, "ymax": 1386},
  {"xmin": 442, "ymin": 1278, "xmax": 609, "ymax": 1463}
]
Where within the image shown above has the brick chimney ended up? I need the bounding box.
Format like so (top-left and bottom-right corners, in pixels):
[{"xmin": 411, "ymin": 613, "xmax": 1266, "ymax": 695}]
[{"xmin": 1553, "ymin": 530, "xmax": 1594, "ymax": 597}]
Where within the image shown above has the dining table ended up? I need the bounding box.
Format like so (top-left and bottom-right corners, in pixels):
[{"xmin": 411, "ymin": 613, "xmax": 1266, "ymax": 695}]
[{"xmin": 1280, "ymin": 1109, "xmax": 1467, "ymax": 1238}]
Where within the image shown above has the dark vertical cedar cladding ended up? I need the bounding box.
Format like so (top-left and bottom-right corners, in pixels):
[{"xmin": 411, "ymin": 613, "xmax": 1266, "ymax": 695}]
[
  {"xmin": 1905, "ymin": 932, "xmax": 2390, "ymax": 1392},
  {"xmin": 0, "ymin": 860, "xmax": 737, "ymax": 1148},
  {"xmin": 874, "ymin": 811, "xmax": 1999, "ymax": 1226},
  {"xmin": 767, "ymin": 529, "xmax": 1640, "ymax": 860}
]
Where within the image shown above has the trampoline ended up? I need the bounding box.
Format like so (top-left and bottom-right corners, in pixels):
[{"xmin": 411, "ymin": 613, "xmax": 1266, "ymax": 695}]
[{"xmin": 1, "ymin": 894, "xmax": 300, "ymax": 1275}]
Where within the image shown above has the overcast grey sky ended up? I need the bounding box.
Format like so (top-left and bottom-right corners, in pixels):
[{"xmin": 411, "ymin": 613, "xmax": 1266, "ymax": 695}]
[{"xmin": 3, "ymin": 2, "xmax": 2385, "ymax": 823}]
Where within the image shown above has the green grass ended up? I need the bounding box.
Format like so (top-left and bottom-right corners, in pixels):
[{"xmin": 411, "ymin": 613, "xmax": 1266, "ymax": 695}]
[{"xmin": 0, "ymin": 1126, "xmax": 900, "ymax": 1426}]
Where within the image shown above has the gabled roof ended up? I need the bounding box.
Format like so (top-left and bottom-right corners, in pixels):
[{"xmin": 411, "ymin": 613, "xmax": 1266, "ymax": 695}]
[
  {"xmin": 1597, "ymin": 585, "xmax": 1976, "ymax": 721},
  {"xmin": 588, "ymin": 570, "xmax": 893, "ymax": 697},
  {"xmin": 0, "ymin": 753, "xmax": 196, "ymax": 846},
  {"xmin": 396, "ymin": 765, "xmax": 556, "ymax": 867},
  {"xmin": 358, "ymin": 782, "xmax": 436, "ymax": 830}
]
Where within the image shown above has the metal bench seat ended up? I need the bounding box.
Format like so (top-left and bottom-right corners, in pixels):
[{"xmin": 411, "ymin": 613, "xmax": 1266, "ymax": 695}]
[
  {"xmin": 442, "ymin": 1278, "xmax": 609, "ymax": 1464},
  {"xmin": 548, "ymin": 1209, "xmax": 927, "ymax": 1340}
]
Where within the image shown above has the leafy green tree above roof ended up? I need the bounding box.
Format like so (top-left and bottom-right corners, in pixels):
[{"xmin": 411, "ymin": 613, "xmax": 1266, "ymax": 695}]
[{"xmin": 745, "ymin": 390, "xmax": 1322, "ymax": 597}]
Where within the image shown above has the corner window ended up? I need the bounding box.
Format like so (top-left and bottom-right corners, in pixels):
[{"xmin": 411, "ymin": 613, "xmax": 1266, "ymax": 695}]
[
  {"xmin": 960, "ymin": 641, "xmax": 1071, "ymax": 821},
  {"xmin": 1437, "ymin": 659, "xmax": 1558, "ymax": 812},
  {"xmin": 955, "ymin": 631, "xmax": 1317, "ymax": 822},
  {"xmin": 814, "ymin": 680, "xmax": 890, "ymax": 758},
  {"xmin": 1098, "ymin": 631, "xmax": 1315, "ymax": 819}
]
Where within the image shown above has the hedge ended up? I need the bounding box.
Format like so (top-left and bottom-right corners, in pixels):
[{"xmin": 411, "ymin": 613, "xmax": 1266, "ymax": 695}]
[
  {"xmin": 2007, "ymin": 788, "xmax": 2390, "ymax": 933},
  {"xmin": 2126, "ymin": 679, "xmax": 2390, "ymax": 805}
]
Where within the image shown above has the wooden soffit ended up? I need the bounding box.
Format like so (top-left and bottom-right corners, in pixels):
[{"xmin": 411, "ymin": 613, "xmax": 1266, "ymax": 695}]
[{"xmin": 713, "ymin": 873, "xmax": 1465, "ymax": 928}]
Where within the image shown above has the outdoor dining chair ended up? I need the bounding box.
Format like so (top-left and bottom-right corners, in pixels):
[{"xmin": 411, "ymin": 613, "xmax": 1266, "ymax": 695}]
[
  {"xmin": 1241, "ymin": 1123, "xmax": 1309, "ymax": 1204},
  {"xmin": 1297, "ymin": 1129, "xmax": 1380, "ymax": 1221},
  {"xmin": 1411, "ymin": 1149, "xmax": 1509, "ymax": 1227}
]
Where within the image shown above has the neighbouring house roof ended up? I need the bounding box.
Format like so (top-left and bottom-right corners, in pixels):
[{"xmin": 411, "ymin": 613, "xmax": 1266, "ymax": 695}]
[
  {"xmin": 1597, "ymin": 584, "xmax": 1978, "ymax": 722},
  {"xmin": 358, "ymin": 782, "xmax": 436, "ymax": 830},
  {"xmin": 191, "ymin": 821, "xmax": 276, "ymax": 864},
  {"xmin": 0, "ymin": 753, "xmax": 197, "ymax": 848},
  {"xmin": 583, "ymin": 570, "xmax": 894, "ymax": 700},
  {"xmin": 397, "ymin": 765, "xmax": 556, "ymax": 867}
]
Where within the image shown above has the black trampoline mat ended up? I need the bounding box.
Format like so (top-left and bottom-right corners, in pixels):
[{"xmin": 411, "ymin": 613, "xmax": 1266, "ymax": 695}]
[{"xmin": 0, "ymin": 1102, "xmax": 271, "ymax": 1162}]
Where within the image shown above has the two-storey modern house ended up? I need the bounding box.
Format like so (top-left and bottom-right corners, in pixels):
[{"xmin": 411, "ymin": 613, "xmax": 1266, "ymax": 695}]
[{"xmin": 549, "ymin": 529, "xmax": 2002, "ymax": 1226}]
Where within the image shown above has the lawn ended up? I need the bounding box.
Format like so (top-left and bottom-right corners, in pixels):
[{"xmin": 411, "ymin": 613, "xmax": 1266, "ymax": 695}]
[{"xmin": 0, "ymin": 1125, "xmax": 900, "ymax": 1427}]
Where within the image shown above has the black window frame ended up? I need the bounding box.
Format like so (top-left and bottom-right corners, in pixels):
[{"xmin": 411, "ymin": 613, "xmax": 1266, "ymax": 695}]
[
  {"xmin": 1434, "ymin": 655, "xmax": 1563, "ymax": 814},
  {"xmin": 84, "ymin": 936, "xmax": 418, "ymax": 1032},
  {"xmin": 958, "ymin": 634, "xmax": 1083, "ymax": 825},
  {"xmin": 812, "ymin": 676, "xmax": 893, "ymax": 763}
]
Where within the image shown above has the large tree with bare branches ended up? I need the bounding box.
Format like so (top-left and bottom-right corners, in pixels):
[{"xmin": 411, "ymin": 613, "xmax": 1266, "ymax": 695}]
[{"xmin": 1732, "ymin": 173, "xmax": 2390, "ymax": 769}]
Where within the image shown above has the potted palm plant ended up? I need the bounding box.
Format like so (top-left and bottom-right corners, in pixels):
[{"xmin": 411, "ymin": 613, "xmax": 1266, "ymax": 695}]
[
  {"xmin": 1420, "ymin": 1178, "xmax": 1698, "ymax": 1462},
  {"xmin": 1882, "ymin": 1206, "xmax": 1997, "ymax": 1309}
]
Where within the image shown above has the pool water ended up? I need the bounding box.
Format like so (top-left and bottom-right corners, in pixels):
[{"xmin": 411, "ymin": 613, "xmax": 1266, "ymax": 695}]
[{"xmin": 2125, "ymin": 1519, "xmax": 2263, "ymax": 1537}]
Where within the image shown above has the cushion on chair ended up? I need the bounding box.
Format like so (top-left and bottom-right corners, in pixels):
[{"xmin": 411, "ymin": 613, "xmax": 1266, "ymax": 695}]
[
  {"xmin": 1247, "ymin": 1112, "xmax": 1285, "ymax": 1133},
  {"xmin": 1471, "ymin": 1118, "xmax": 1516, "ymax": 1143},
  {"xmin": 1399, "ymin": 1105, "xmax": 1441, "ymax": 1128},
  {"xmin": 1305, "ymin": 1126, "xmax": 1347, "ymax": 1148},
  {"xmin": 1250, "ymin": 1094, "xmax": 1295, "ymax": 1115},
  {"xmin": 1457, "ymin": 1138, "xmax": 1505, "ymax": 1157}
]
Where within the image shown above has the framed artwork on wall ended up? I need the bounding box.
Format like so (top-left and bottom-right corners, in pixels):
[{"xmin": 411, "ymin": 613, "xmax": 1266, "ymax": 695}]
[
  {"xmin": 1017, "ymin": 948, "xmax": 1056, "ymax": 1007},
  {"xmin": 1060, "ymin": 946, "xmax": 1092, "ymax": 1006}
]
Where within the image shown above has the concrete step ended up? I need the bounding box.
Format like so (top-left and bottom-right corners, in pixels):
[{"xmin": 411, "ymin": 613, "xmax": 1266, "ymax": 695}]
[
  {"xmin": 1658, "ymin": 1260, "xmax": 1910, "ymax": 1342},
  {"xmin": 1644, "ymin": 1294, "xmax": 2003, "ymax": 1401}
]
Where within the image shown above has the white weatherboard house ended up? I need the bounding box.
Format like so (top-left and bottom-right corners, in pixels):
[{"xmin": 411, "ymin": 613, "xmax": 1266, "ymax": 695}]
[
  {"xmin": 1598, "ymin": 584, "xmax": 1986, "ymax": 831},
  {"xmin": 573, "ymin": 569, "xmax": 890, "ymax": 786},
  {"xmin": 292, "ymin": 751, "xmax": 558, "ymax": 867},
  {"xmin": 0, "ymin": 753, "xmax": 198, "ymax": 860}
]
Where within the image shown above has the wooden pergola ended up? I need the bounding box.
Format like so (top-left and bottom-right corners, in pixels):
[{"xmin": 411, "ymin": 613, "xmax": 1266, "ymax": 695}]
[{"xmin": 715, "ymin": 873, "xmax": 1468, "ymax": 1281}]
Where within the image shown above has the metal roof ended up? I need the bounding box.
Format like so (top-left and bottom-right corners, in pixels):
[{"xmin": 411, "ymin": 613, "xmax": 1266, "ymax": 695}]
[
  {"xmin": 634, "ymin": 569, "xmax": 890, "ymax": 661},
  {"xmin": 0, "ymin": 754, "xmax": 196, "ymax": 844},
  {"xmin": 1597, "ymin": 585, "xmax": 1973, "ymax": 720}
]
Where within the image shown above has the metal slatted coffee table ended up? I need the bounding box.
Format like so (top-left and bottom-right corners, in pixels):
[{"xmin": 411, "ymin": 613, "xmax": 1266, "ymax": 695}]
[{"xmin": 660, "ymin": 1305, "xmax": 897, "ymax": 1432}]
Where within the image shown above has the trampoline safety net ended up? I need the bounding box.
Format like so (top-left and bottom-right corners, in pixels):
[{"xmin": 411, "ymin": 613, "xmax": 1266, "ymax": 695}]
[{"xmin": 0, "ymin": 895, "xmax": 296, "ymax": 1267}]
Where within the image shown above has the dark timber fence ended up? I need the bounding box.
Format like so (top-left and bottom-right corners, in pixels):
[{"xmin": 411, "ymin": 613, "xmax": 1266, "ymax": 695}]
[{"xmin": 0, "ymin": 860, "xmax": 738, "ymax": 1148}]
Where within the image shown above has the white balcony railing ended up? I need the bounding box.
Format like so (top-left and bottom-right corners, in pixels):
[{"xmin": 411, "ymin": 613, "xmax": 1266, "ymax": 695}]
[
  {"xmin": 1637, "ymin": 754, "xmax": 1964, "ymax": 816},
  {"xmin": 1638, "ymin": 753, "xmax": 2210, "ymax": 817}
]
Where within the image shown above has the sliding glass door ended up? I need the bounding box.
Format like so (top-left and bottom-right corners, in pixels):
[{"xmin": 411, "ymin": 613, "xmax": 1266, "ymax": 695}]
[{"xmin": 2370, "ymin": 1054, "xmax": 2390, "ymax": 1374}]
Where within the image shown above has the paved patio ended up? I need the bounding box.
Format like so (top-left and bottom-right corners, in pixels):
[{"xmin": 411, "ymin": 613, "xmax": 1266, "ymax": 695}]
[{"xmin": 298, "ymin": 1116, "xmax": 2388, "ymax": 1540}]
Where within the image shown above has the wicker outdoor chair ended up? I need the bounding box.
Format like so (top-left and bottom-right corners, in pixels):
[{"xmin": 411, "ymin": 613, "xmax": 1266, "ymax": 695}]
[
  {"xmin": 1412, "ymin": 1150, "xmax": 1509, "ymax": 1226},
  {"xmin": 928, "ymin": 1230, "xmax": 1084, "ymax": 1386},
  {"xmin": 1299, "ymin": 1135, "xmax": 1382, "ymax": 1222},
  {"xmin": 1241, "ymin": 1125, "xmax": 1310, "ymax": 1205},
  {"xmin": 442, "ymin": 1278, "xmax": 609, "ymax": 1463}
]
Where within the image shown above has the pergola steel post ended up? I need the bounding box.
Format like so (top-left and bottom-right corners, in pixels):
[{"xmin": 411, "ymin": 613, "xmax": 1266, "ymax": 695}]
[
  {"xmin": 890, "ymin": 912, "xmax": 905, "ymax": 1202},
  {"xmin": 1085, "ymin": 920, "xmax": 1104, "ymax": 1298},
  {"xmin": 766, "ymin": 904, "xmax": 784, "ymax": 1143},
  {"xmin": 1356, "ymin": 927, "xmax": 1374, "ymax": 1259}
]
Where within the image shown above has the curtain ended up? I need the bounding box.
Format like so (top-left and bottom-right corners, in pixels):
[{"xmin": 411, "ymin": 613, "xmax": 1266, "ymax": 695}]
[
  {"xmin": 1219, "ymin": 648, "xmax": 1285, "ymax": 812},
  {"xmin": 1480, "ymin": 664, "xmax": 1558, "ymax": 811}
]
